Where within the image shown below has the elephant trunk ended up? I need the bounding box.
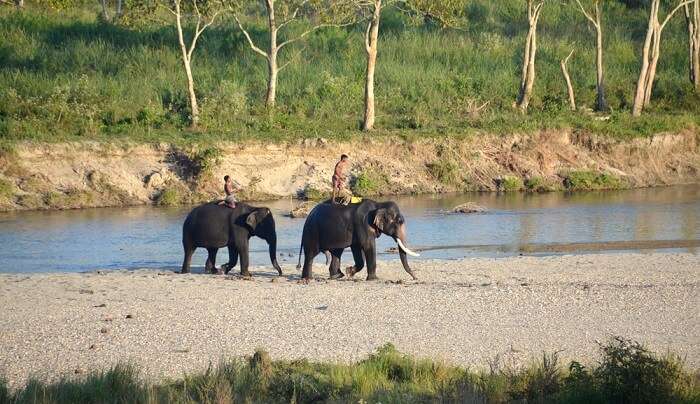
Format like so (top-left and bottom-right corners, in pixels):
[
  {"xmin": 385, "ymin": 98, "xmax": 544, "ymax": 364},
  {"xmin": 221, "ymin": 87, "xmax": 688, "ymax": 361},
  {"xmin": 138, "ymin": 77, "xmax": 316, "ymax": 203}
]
[
  {"xmin": 396, "ymin": 223, "xmax": 418, "ymax": 280},
  {"xmin": 268, "ymin": 238, "xmax": 282, "ymax": 275}
]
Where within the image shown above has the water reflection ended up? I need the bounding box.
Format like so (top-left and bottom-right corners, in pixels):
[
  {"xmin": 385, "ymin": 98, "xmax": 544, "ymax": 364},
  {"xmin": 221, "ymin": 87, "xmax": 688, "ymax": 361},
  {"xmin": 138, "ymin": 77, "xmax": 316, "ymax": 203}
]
[{"xmin": 0, "ymin": 186, "xmax": 698, "ymax": 273}]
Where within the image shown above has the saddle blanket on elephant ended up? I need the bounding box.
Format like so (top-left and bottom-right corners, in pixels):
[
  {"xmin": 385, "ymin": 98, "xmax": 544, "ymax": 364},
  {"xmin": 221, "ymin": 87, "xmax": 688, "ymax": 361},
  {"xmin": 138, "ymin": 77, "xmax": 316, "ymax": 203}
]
[{"xmin": 350, "ymin": 196, "xmax": 363, "ymax": 204}]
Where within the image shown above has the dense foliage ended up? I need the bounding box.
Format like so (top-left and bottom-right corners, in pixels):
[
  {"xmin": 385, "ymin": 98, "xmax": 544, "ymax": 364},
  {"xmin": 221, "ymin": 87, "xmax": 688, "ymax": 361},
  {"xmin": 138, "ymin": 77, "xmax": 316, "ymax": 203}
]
[
  {"xmin": 1, "ymin": 337, "xmax": 698, "ymax": 403},
  {"xmin": 1, "ymin": 1, "xmax": 699, "ymax": 144}
]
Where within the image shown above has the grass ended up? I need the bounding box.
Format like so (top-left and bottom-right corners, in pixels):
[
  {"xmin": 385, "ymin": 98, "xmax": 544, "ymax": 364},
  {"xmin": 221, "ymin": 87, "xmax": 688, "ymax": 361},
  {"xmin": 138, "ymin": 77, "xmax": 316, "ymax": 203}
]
[
  {"xmin": 564, "ymin": 170, "xmax": 625, "ymax": 191},
  {"xmin": 1, "ymin": 337, "xmax": 697, "ymax": 403},
  {"xmin": 351, "ymin": 168, "xmax": 389, "ymax": 196},
  {"xmin": 0, "ymin": 1, "xmax": 699, "ymax": 146}
]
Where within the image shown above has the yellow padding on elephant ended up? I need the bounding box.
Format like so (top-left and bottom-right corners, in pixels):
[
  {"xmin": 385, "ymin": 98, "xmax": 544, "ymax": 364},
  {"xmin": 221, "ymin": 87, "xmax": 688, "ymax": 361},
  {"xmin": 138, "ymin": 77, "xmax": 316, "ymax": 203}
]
[{"xmin": 350, "ymin": 196, "xmax": 363, "ymax": 204}]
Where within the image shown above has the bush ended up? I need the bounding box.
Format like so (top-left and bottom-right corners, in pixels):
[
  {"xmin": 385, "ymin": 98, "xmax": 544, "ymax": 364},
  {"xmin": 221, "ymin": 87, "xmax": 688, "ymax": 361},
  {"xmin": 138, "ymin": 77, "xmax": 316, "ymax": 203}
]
[
  {"xmin": 302, "ymin": 185, "xmax": 328, "ymax": 201},
  {"xmin": 155, "ymin": 187, "xmax": 181, "ymax": 206},
  {"xmin": 501, "ymin": 176, "xmax": 523, "ymax": 192},
  {"xmin": 564, "ymin": 171, "xmax": 624, "ymax": 191},
  {"xmin": 427, "ymin": 159, "xmax": 460, "ymax": 186},
  {"xmin": 351, "ymin": 169, "xmax": 388, "ymax": 197},
  {"xmin": 524, "ymin": 176, "xmax": 552, "ymax": 192}
]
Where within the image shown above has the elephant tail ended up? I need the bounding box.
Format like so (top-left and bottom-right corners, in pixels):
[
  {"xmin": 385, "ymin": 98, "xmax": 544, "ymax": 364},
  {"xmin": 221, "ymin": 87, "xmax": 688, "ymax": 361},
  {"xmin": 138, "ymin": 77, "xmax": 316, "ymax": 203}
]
[{"xmin": 296, "ymin": 242, "xmax": 303, "ymax": 270}]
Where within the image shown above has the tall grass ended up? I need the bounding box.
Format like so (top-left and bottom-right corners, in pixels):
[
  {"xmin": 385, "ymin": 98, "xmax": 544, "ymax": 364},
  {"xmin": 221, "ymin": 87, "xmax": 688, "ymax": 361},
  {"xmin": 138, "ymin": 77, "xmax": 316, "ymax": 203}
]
[
  {"xmin": 1, "ymin": 338, "xmax": 698, "ymax": 403},
  {"xmin": 0, "ymin": 1, "xmax": 699, "ymax": 145}
]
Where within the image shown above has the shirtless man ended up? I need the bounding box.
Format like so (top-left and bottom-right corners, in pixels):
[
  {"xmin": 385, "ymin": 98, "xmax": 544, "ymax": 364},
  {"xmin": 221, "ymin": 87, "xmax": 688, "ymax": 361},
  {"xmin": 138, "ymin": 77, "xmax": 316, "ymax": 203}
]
[
  {"xmin": 332, "ymin": 154, "xmax": 352, "ymax": 205},
  {"xmin": 221, "ymin": 175, "xmax": 238, "ymax": 208}
]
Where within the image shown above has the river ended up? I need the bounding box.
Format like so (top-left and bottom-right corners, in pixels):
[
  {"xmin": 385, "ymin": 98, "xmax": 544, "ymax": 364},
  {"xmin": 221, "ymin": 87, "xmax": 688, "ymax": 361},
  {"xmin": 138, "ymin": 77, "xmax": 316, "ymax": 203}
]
[{"xmin": 0, "ymin": 186, "xmax": 698, "ymax": 273}]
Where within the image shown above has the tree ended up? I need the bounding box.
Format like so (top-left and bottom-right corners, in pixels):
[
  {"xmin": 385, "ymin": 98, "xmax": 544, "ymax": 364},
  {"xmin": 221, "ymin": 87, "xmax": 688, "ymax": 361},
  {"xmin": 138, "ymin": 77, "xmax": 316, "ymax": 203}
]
[
  {"xmin": 685, "ymin": 0, "xmax": 700, "ymax": 90},
  {"xmin": 126, "ymin": 0, "xmax": 226, "ymax": 128},
  {"xmin": 351, "ymin": 0, "xmax": 465, "ymax": 131},
  {"xmin": 516, "ymin": 0, "xmax": 544, "ymax": 113},
  {"xmin": 575, "ymin": 0, "xmax": 608, "ymax": 111},
  {"xmin": 233, "ymin": 1, "xmax": 355, "ymax": 108},
  {"xmin": 560, "ymin": 49, "xmax": 576, "ymax": 111},
  {"xmin": 632, "ymin": 0, "xmax": 693, "ymax": 116},
  {"xmin": 99, "ymin": 0, "xmax": 124, "ymax": 21}
]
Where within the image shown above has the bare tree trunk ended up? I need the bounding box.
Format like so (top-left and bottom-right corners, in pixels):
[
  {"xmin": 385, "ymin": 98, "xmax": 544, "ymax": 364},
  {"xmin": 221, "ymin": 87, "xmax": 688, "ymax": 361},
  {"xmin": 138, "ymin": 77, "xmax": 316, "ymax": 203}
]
[
  {"xmin": 265, "ymin": 0, "xmax": 278, "ymax": 108},
  {"xmin": 686, "ymin": 0, "xmax": 700, "ymax": 90},
  {"xmin": 516, "ymin": 0, "xmax": 544, "ymax": 113},
  {"xmin": 363, "ymin": 0, "xmax": 381, "ymax": 131},
  {"xmin": 174, "ymin": 0, "xmax": 199, "ymax": 128},
  {"xmin": 633, "ymin": 0, "xmax": 690, "ymax": 116},
  {"xmin": 116, "ymin": 0, "xmax": 123, "ymax": 18},
  {"xmin": 99, "ymin": 0, "xmax": 110, "ymax": 20},
  {"xmin": 561, "ymin": 50, "xmax": 576, "ymax": 111},
  {"xmin": 575, "ymin": 0, "xmax": 608, "ymax": 111},
  {"xmin": 15, "ymin": 0, "xmax": 24, "ymax": 8}
]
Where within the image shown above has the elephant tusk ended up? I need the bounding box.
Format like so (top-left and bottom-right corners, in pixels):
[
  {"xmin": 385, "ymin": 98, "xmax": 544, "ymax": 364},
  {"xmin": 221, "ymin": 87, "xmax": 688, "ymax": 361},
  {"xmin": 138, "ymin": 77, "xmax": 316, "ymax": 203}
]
[{"xmin": 397, "ymin": 238, "xmax": 420, "ymax": 257}]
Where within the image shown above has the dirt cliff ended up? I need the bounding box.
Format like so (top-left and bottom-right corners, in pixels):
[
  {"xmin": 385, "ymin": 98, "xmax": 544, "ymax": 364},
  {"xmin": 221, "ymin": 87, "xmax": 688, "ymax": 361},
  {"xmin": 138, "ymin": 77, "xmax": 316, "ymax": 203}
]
[{"xmin": 0, "ymin": 130, "xmax": 698, "ymax": 211}]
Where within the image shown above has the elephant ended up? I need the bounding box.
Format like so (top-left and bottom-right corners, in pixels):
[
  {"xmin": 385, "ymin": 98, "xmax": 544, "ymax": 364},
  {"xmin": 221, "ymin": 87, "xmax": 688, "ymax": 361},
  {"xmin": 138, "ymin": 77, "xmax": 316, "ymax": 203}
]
[
  {"xmin": 296, "ymin": 199, "xmax": 420, "ymax": 281},
  {"xmin": 181, "ymin": 202, "xmax": 282, "ymax": 276}
]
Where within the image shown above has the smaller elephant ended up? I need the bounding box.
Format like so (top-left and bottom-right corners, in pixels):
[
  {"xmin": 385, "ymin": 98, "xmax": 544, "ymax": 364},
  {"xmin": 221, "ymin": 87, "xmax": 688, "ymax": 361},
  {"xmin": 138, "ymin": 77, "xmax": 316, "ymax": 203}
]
[{"xmin": 181, "ymin": 202, "xmax": 282, "ymax": 276}]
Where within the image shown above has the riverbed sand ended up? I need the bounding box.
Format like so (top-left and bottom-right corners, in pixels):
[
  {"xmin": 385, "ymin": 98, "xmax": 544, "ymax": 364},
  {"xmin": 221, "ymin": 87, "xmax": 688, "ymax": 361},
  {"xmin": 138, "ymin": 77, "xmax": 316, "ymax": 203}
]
[{"xmin": 1, "ymin": 253, "xmax": 698, "ymax": 388}]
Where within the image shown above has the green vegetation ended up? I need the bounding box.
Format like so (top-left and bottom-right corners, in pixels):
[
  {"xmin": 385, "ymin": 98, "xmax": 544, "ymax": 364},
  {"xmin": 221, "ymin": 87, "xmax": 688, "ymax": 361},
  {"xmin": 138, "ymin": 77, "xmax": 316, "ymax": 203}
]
[
  {"xmin": 155, "ymin": 186, "xmax": 183, "ymax": 206},
  {"xmin": 427, "ymin": 159, "xmax": 461, "ymax": 186},
  {"xmin": 524, "ymin": 176, "xmax": 554, "ymax": 192},
  {"xmin": 301, "ymin": 185, "xmax": 328, "ymax": 201},
  {"xmin": 501, "ymin": 176, "xmax": 524, "ymax": 192},
  {"xmin": 351, "ymin": 168, "xmax": 389, "ymax": 196},
  {"xmin": 0, "ymin": 178, "xmax": 14, "ymax": 201},
  {"xmin": 1, "ymin": 338, "xmax": 697, "ymax": 403},
  {"xmin": 564, "ymin": 170, "xmax": 625, "ymax": 191},
  {"xmin": 1, "ymin": 1, "xmax": 699, "ymax": 145}
]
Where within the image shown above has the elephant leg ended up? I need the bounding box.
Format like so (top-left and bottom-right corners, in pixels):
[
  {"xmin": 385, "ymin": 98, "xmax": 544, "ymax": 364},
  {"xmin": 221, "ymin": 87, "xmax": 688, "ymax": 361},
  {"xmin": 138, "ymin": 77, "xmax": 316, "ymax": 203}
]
[
  {"xmin": 181, "ymin": 245, "xmax": 195, "ymax": 274},
  {"xmin": 328, "ymin": 248, "xmax": 345, "ymax": 280},
  {"xmin": 225, "ymin": 245, "xmax": 238, "ymax": 274},
  {"xmin": 364, "ymin": 244, "xmax": 378, "ymax": 281},
  {"xmin": 301, "ymin": 245, "xmax": 319, "ymax": 282},
  {"xmin": 235, "ymin": 239, "xmax": 251, "ymax": 278},
  {"xmin": 205, "ymin": 248, "xmax": 219, "ymax": 274},
  {"xmin": 347, "ymin": 245, "xmax": 365, "ymax": 278}
]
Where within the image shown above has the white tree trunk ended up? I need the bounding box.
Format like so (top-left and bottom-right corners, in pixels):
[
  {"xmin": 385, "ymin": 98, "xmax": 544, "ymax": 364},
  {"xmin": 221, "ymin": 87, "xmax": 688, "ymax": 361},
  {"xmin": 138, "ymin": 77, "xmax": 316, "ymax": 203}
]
[
  {"xmin": 633, "ymin": 0, "xmax": 692, "ymax": 116},
  {"xmin": 116, "ymin": 0, "xmax": 122, "ymax": 17},
  {"xmin": 561, "ymin": 50, "xmax": 576, "ymax": 111},
  {"xmin": 594, "ymin": 11, "xmax": 608, "ymax": 111},
  {"xmin": 15, "ymin": 0, "xmax": 24, "ymax": 8},
  {"xmin": 174, "ymin": 0, "xmax": 200, "ymax": 128},
  {"xmin": 100, "ymin": 0, "xmax": 110, "ymax": 20},
  {"xmin": 265, "ymin": 0, "xmax": 278, "ymax": 108},
  {"xmin": 363, "ymin": 0, "xmax": 382, "ymax": 131},
  {"xmin": 516, "ymin": 1, "xmax": 543, "ymax": 113},
  {"xmin": 686, "ymin": 0, "xmax": 700, "ymax": 89}
]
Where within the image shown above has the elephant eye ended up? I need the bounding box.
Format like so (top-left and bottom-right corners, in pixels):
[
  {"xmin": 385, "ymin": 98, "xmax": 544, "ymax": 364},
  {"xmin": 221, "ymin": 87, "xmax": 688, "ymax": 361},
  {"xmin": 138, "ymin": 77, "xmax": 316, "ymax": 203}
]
[{"xmin": 397, "ymin": 215, "xmax": 404, "ymax": 224}]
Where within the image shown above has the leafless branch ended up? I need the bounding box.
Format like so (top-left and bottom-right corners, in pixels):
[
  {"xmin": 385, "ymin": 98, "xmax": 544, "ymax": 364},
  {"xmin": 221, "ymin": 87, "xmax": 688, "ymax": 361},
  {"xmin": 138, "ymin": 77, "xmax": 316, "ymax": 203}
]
[{"xmin": 234, "ymin": 14, "xmax": 269, "ymax": 59}]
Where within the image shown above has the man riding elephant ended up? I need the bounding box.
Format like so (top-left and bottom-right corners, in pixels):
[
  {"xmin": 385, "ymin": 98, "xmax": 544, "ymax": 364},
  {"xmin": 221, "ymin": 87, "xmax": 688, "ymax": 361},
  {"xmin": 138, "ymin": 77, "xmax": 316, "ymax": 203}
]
[{"xmin": 296, "ymin": 198, "xmax": 420, "ymax": 282}]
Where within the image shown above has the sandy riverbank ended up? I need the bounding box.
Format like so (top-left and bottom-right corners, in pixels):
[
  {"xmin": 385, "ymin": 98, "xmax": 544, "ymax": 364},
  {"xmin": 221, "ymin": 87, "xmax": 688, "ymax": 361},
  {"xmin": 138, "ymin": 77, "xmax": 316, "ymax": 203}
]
[{"xmin": 0, "ymin": 253, "xmax": 698, "ymax": 389}]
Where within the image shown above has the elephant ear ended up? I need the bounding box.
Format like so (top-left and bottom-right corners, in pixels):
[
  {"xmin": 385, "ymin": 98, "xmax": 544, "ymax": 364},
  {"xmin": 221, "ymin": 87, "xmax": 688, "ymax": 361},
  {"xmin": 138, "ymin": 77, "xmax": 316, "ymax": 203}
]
[
  {"xmin": 372, "ymin": 208, "xmax": 391, "ymax": 232},
  {"xmin": 246, "ymin": 208, "xmax": 270, "ymax": 229}
]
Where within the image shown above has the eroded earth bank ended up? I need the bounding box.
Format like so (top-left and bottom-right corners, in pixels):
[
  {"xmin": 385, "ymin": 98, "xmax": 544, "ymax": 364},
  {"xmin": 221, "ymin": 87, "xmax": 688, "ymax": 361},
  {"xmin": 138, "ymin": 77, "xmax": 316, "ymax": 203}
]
[{"xmin": 1, "ymin": 130, "xmax": 698, "ymax": 211}]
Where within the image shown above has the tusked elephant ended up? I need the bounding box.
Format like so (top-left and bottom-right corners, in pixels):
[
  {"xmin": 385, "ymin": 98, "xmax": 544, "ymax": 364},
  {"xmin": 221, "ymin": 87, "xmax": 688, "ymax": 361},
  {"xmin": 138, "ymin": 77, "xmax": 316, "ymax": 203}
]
[
  {"xmin": 181, "ymin": 202, "xmax": 282, "ymax": 276},
  {"xmin": 296, "ymin": 199, "xmax": 420, "ymax": 282}
]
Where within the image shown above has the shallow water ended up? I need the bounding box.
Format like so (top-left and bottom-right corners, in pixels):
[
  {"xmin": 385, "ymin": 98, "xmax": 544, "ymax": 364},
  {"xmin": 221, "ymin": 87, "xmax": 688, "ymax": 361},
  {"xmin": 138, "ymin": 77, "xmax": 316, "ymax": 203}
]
[{"xmin": 0, "ymin": 186, "xmax": 698, "ymax": 273}]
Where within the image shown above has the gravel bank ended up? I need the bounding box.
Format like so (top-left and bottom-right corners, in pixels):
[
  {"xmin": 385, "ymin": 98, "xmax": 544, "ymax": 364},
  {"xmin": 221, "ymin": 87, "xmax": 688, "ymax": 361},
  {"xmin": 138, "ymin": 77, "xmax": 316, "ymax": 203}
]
[{"xmin": 0, "ymin": 253, "xmax": 698, "ymax": 388}]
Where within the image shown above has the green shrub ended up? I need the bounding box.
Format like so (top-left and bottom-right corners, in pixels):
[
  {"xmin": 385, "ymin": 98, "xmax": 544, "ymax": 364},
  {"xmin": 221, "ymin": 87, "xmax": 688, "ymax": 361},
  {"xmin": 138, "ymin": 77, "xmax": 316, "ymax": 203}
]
[
  {"xmin": 564, "ymin": 170, "xmax": 624, "ymax": 191},
  {"xmin": 302, "ymin": 185, "xmax": 328, "ymax": 201},
  {"xmin": 427, "ymin": 159, "xmax": 460, "ymax": 186},
  {"xmin": 0, "ymin": 178, "xmax": 14, "ymax": 200},
  {"xmin": 155, "ymin": 187, "xmax": 181, "ymax": 206},
  {"xmin": 501, "ymin": 176, "xmax": 523, "ymax": 192},
  {"xmin": 351, "ymin": 169, "xmax": 388, "ymax": 196},
  {"xmin": 189, "ymin": 147, "xmax": 222, "ymax": 178},
  {"xmin": 524, "ymin": 176, "xmax": 552, "ymax": 192}
]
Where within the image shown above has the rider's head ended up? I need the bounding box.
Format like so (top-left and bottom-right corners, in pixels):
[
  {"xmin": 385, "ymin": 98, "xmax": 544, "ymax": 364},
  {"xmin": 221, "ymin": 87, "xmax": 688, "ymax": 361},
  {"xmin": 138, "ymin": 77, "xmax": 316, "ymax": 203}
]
[
  {"xmin": 224, "ymin": 175, "xmax": 230, "ymax": 182},
  {"xmin": 340, "ymin": 154, "xmax": 349, "ymax": 162}
]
